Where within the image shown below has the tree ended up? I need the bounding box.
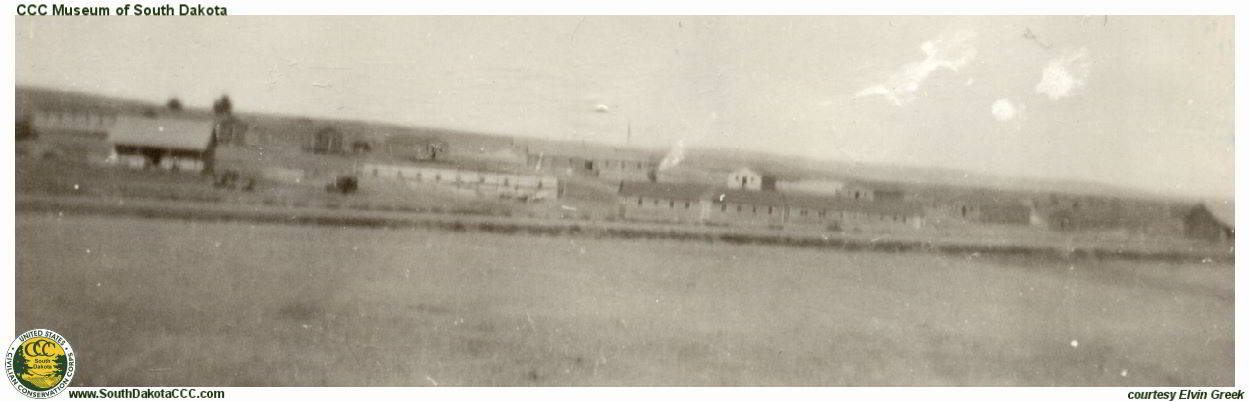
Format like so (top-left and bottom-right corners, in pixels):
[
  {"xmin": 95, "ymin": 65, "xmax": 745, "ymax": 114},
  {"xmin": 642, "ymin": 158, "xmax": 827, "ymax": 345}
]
[
  {"xmin": 212, "ymin": 95, "xmax": 232, "ymax": 115},
  {"xmin": 166, "ymin": 98, "xmax": 183, "ymax": 111}
]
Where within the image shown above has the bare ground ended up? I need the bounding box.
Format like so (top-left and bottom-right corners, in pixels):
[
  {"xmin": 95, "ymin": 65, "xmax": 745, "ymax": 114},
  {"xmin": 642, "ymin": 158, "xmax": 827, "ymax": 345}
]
[{"xmin": 16, "ymin": 212, "xmax": 1233, "ymax": 386}]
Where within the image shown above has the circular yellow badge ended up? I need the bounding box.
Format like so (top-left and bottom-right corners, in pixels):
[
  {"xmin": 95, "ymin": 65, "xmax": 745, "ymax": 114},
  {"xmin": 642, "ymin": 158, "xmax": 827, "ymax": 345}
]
[{"xmin": 6, "ymin": 329, "xmax": 76, "ymax": 399}]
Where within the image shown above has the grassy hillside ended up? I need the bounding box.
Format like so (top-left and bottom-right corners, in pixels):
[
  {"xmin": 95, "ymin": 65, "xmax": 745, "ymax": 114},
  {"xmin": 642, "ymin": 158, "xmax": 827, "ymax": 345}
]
[{"xmin": 17, "ymin": 86, "xmax": 171, "ymax": 116}]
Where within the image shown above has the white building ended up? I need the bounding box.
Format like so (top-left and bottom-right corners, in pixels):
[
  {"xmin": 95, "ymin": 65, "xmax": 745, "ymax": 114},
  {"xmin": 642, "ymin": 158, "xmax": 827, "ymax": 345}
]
[
  {"xmin": 726, "ymin": 167, "xmax": 777, "ymax": 191},
  {"xmin": 105, "ymin": 116, "xmax": 216, "ymax": 173}
]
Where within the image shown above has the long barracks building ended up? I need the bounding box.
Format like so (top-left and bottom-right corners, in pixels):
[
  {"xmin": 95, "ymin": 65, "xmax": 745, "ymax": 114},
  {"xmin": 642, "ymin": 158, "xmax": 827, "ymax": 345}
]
[{"xmin": 617, "ymin": 181, "xmax": 925, "ymax": 232}]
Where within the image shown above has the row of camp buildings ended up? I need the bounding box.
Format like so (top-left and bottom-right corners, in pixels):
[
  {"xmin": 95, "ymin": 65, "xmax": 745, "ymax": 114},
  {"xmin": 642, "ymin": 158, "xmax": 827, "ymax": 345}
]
[
  {"xmin": 29, "ymin": 111, "xmax": 561, "ymax": 202},
  {"xmin": 521, "ymin": 143, "xmax": 1233, "ymax": 242},
  {"xmin": 27, "ymin": 108, "xmax": 1232, "ymax": 242},
  {"xmin": 617, "ymin": 181, "xmax": 924, "ymax": 232},
  {"xmin": 616, "ymin": 178, "xmax": 1233, "ymax": 242}
]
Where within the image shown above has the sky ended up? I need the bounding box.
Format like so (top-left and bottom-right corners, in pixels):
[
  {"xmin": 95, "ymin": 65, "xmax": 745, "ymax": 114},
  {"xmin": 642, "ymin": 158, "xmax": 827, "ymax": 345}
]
[{"xmin": 15, "ymin": 16, "xmax": 1234, "ymax": 199}]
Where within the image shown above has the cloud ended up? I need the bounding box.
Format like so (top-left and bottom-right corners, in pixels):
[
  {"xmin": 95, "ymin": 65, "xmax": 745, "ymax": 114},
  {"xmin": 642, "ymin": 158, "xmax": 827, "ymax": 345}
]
[
  {"xmin": 1035, "ymin": 47, "xmax": 1091, "ymax": 100},
  {"xmin": 856, "ymin": 31, "xmax": 978, "ymax": 106},
  {"xmin": 991, "ymin": 98, "xmax": 1017, "ymax": 121}
]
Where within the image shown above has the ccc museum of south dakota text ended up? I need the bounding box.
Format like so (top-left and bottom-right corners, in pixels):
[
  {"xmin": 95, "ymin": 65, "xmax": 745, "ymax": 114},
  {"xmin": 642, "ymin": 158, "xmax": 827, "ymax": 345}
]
[{"xmin": 16, "ymin": 4, "xmax": 228, "ymax": 16}]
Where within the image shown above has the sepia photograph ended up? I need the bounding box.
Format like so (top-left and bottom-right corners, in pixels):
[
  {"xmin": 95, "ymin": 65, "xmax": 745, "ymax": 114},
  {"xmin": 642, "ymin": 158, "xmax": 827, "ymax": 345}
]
[{"xmin": 10, "ymin": 12, "xmax": 1235, "ymax": 392}]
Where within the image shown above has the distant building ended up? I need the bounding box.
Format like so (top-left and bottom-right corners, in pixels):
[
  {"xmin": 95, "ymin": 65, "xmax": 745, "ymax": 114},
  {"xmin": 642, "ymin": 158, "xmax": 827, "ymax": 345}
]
[
  {"xmin": 713, "ymin": 187, "xmax": 790, "ymax": 224},
  {"xmin": 936, "ymin": 198, "xmax": 1033, "ymax": 226},
  {"xmin": 617, "ymin": 181, "xmax": 924, "ymax": 231},
  {"xmin": 361, "ymin": 162, "xmax": 559, "ymax": 202},
  {"xmin": 616, "ymin": 182, "xmax": 714, "ymax": 223},
  {"xmin": 385, "ymin": 136, "xmax": 447, "ymax": 161},
  {"xmin": 1183, "ymin": 202, "xmax": 1233, "ymax": 243},
  {"xmin": 594, "ymin": 156, "xmax": 657, "ymax": 181},
  {"xmin": 712, "ymin": 189, "xmax": 922, "ymax": 229},
  {"xmin": 726, "ymin": 167, "xmax": 777, "ymax": 191},
  {"xmin": 901, "ymin": 188, "xmax": 1038, "ymax": 227},
  {"xmin": 309, "ymin": 127, "xmax": 345, "ymax": 154},
  {"xmin": 839, "ymin": 183, "xmax": 895, "ymax": 201},
  {"xmin": 105, "ymin": 116, "xmax": 216, "ymax": 173},
  {"xmin": 1027, "ymin": 194, "xmax": 1195, "ymax": 238},
  {"xmin": 524, "ymin": 144, "xmax": 657, "ymax": 181}
]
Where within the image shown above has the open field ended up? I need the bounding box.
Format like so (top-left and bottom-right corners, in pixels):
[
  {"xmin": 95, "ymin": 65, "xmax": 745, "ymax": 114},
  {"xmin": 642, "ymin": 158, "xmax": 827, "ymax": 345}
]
[{"xmin": 16, "ymin": 212, "xmax": 1233, "ymax": 386}]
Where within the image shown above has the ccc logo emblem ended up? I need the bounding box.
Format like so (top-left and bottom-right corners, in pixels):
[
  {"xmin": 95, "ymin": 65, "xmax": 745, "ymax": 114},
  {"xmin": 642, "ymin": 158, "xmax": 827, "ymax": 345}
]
[
  {"xmin": 6, "ymin": 329, "xmax": 76, "ymax": 398},
  {"xmin": 23, "ymin": 340, "xmax": 59, "ymax": 357}
]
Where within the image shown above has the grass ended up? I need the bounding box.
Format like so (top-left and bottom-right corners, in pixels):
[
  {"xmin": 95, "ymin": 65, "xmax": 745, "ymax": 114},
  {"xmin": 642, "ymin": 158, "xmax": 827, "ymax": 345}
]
[{"xmin": 15, "ymin": 212, "xmax": 1233, "ymax": 386}]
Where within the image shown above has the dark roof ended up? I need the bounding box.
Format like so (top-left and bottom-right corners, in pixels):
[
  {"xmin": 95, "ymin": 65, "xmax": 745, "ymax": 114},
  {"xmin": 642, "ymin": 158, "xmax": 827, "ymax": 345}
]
[
  {"xmin": 108, "ymin": 116, "xmax": 215, "ymax": 151},
  {"xmin": 618, "ymin": 181, "xmax": 714, "ymax": 201}
]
